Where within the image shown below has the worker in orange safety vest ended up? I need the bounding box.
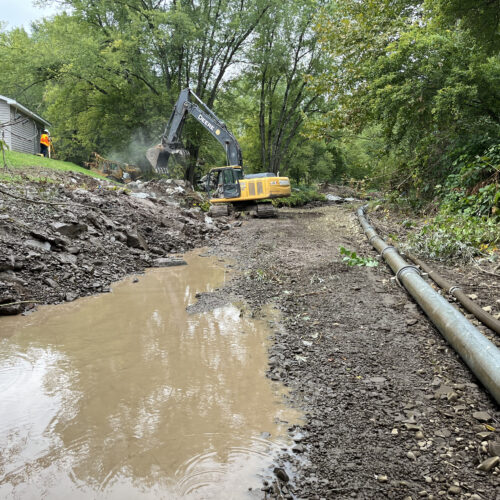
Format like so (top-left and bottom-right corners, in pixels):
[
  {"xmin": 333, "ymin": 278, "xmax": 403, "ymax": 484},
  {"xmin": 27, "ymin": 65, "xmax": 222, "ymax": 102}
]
[{"xmin": 40, "ymin": 129, "xmax": 51, "ymax": 157}]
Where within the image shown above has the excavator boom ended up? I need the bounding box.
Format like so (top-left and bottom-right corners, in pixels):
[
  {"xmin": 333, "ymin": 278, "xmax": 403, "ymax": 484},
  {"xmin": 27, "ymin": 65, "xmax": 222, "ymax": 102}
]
[{"xmin": 147, "ymin": 88, "xmax": 242, "ymax": 175}]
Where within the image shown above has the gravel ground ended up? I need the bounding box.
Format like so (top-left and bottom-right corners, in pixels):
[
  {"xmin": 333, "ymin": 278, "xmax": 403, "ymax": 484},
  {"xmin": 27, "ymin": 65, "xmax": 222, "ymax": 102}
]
[{"xmin": 210, "ymin": 204, "xmax": 500, "ymax": 500}]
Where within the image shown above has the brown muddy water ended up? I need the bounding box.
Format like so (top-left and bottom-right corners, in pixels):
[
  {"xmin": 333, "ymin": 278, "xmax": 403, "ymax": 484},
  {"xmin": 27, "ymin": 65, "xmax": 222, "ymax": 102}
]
[{"xmin": 0, "ymin": 252, "xmax": 301, "ymax": 499}]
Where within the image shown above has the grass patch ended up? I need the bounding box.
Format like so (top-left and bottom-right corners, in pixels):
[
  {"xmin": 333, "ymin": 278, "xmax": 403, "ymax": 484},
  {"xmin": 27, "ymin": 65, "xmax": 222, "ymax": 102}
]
[{"xmin": 1, "ymin": 150, "xmax": 109, "ymax": 182}]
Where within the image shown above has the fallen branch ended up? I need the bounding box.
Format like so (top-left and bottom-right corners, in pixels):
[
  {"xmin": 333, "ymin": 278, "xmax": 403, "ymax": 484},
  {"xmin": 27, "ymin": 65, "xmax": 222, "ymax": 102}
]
[{"xmin": 0, "ymin": 300, "xmax": 39, "ymax": 307}]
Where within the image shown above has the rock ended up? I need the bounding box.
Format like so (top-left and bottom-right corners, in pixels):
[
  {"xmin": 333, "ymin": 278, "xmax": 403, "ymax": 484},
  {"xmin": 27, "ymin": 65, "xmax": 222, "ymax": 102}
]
[
  {"xmin": 65, "ymin": 292, "xmax": 78, "ymax": 302},
  {"xmin": 434, "ymin": 385, "xmax": 454, "ymax": 398},
  {"xmin": 415, "ymin": 431, "xmax": 424, "ymax": 440},
  {"xmin": 325, "ymin": 194, "xmax": 343, "ymax": 203},
  {"xmin": 50, "ymin": 222, "xmax": 87, "ymax": 238},
  {"xmin": 472, "ymin": 411, "xmax": 492, "ymax": 423},
  {"xmin": 406, "ymin": 451, "xmax": 417, "ymax": 461},
  {"xmin": 377, "ymin": 475, "xmax": 388, "ymax": 483},
  {"xmin": 488, "ymin": 441, "xmax": 500, "ymax": 457},
  {"xmin": 274, "ymin": 467, "xmax": 289, "ymax": 482},
  {"xmin": 448, "ymin": 485, "xmax": 461, "ymax": 495},
  {"xmin": 481, "ymin": 305, "xmax": 492, "ymax": 313},
  {"xmin": 0, "ymin": 254, "xmax": 15, "ymax": 272},
  {"xmin": 477, "ymin": 456, "xmax": 499, "ymax": 472},
  {"xmin": 292, "ymin": 444, "xmax": 305, "ymax": 453},
  {"xmin": 391, "ymin": 428, "xmax": 399, "ymax": 436},
  {"xmin": 405, "ymin": 423, "xmax": 422, "ymax": 431},
  {"xmin": 25, "ymin": 239, "xmax": 51, "ymax": 251},
  {"xmin": 152, "ymin": 258, "xmax": 187, "ymax": 267},
  {"xmin": 57, "ymin": 253, "xmax": 78, "ymax": 265},
  {"xmin": 467, "ymin": 294, "xmax": 478, "ymax": 300},
  {"xmin": 125, "ymin": 230, "xmax": 148, "ymax": 251},
  {"xmin": 44, "ymin": 277, "xmax": 58, "ymax": 288},
  {"xmin": 406, "ymin": 318, "xmax": 418, "ymax": 326}
]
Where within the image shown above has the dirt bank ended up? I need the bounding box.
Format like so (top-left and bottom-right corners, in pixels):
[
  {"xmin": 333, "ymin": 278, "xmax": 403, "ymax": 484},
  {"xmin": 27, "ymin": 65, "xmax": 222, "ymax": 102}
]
[
  {"xmin": 210, "ymin": 205, "xmax": 499, "ymax": 499},
  {"xmin": 0, "ymin": 168, "xmax": 235, "ymax": 315}
]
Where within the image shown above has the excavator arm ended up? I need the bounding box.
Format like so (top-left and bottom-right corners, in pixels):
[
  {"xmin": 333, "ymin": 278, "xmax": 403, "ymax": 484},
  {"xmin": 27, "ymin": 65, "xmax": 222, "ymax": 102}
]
[{"xmin": 146, "ymin": 88, "xmax": 243, "ymax": 175}]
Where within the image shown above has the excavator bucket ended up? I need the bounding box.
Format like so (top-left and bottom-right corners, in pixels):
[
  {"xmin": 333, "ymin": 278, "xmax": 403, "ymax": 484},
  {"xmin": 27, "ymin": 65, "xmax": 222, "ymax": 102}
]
[
  {"xmin": 146, "ymin": 144, "xmax": 171, "ymax": 175},
  {"xmin": 146, "ymin": 144, "xmax": 190, "ymax": 175}
]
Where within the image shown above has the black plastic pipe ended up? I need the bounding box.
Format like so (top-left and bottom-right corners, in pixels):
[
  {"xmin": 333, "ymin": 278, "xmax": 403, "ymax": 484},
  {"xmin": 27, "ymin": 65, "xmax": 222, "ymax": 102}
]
[{"xmin": 357, "ymin": 206, "xmax": 500, "ymax": 404}]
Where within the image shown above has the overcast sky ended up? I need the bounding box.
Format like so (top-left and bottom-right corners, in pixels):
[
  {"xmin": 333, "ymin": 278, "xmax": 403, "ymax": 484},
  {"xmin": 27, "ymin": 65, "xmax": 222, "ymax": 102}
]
[{"xmin": 0, "ymin": 0, "xmax": 62, "ymax": 30}]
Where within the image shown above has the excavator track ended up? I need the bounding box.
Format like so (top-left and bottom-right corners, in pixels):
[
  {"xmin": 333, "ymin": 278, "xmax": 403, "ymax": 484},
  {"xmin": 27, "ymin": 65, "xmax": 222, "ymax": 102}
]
[
  {"xmin": 209, "ymin": 205, "xmax": 230, "ymax": 217},
  {"xmin": 255, "ymin": 203, "xmax": 277, "ymax": 218}
]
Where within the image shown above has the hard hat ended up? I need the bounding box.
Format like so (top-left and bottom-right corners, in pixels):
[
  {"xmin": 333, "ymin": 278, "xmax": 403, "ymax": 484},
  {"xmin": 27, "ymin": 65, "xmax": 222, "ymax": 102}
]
[{"xmin": 43, "ymin": 129, "xmax": 49, "ymax": 133}]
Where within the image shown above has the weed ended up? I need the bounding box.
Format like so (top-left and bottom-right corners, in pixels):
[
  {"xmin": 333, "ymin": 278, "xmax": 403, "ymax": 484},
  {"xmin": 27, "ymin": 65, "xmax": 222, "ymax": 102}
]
[{"xmin": 339, "ymin": 247, "xmax": 379, "ymax": 267}]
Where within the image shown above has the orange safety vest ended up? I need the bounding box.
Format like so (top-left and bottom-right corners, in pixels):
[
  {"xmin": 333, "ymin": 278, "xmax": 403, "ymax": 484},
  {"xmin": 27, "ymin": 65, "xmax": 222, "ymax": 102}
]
[{"xmin": 40, "ymin": 134, "xmax": 50, "ymax": 147}]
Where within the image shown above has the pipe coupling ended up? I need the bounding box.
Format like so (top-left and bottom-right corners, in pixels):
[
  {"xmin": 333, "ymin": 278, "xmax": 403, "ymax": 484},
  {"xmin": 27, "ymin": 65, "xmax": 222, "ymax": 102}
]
[{"xmin": 395, "ymin": 265, "xmax": 421, "ymax": 286}]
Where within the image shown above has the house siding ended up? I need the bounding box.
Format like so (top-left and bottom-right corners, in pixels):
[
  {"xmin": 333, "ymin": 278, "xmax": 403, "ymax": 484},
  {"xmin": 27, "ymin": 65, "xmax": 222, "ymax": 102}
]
[
  {"xmin": 10, "ymin": 107, "xmax": 40, "ymax": 154},
  {"xmin": 0, "ymin": 100, "xmax": 11, "ymax": 149}
]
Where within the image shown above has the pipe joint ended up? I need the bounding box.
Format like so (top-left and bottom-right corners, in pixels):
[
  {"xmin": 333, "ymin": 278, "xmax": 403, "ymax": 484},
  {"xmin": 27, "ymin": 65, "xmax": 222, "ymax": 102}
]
[
  {"xmin": 381, "ymin": 245, "xmax": 396, "ymax": 257},
  {"xmin": 395, "ymin": 265, "xmax": 420, "ymax": 286}
]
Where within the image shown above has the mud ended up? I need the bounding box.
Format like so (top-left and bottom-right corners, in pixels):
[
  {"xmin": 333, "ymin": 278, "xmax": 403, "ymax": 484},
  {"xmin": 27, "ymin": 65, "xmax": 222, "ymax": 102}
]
[
  {"xmin": 0, "ymin": 252, "xmax": 301, "ymax": 498},
  {"xmin": 210, "ymin": 205, "xmax": 500, "ymax": 499}
]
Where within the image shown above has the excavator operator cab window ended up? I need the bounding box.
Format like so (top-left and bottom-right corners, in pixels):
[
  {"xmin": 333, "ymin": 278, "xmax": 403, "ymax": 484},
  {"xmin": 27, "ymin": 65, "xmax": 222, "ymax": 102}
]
[{"xmin": 209, "ymin": 168, "xmax": 241, "ymax": 199}]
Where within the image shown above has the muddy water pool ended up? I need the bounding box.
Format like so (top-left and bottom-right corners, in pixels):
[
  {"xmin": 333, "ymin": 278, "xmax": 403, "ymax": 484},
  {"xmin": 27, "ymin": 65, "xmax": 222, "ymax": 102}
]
[{"xmin": 0, "ymin": 252, "xmax": 300, "ymax": 498}]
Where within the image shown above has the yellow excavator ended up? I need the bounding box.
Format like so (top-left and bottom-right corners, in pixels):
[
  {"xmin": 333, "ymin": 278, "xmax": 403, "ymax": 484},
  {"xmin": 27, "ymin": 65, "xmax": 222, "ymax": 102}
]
[{"xmin": 146, "ymin": 88, "xmax": 291, "ymax": 217}]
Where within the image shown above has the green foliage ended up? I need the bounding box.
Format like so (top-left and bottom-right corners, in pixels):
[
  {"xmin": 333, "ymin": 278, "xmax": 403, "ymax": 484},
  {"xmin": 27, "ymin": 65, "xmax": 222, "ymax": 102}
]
[
  {"xmin": 439, "ymin": 144, "xmax": 500, "ymax": 218},
  {"xmin": 405, "ymin": 214, "xmax": 500, "ymax": 261},
  {"xmin": 272, "ymin": 184, "xmax": 326, "ymax": 207},
  {"xmin": 339, "ymin": 247, "xmax": 379, "ymax": 267}
]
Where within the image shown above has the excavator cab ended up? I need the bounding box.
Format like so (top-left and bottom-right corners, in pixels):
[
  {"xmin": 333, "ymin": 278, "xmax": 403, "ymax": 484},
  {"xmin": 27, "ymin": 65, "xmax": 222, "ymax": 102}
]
[{"xmin": 207, "ymin": 167, "xmax": 243, "ymax": 199}]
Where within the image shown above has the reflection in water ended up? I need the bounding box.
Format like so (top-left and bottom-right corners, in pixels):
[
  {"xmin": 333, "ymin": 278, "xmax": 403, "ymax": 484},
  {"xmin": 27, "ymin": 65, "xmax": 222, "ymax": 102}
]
[{"xmin": 0, "ymin": 253, "xmax": 300, "ymax": 498}]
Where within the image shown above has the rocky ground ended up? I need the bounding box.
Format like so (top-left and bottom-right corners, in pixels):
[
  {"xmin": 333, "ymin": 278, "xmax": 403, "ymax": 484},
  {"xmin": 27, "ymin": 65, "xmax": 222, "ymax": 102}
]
[
  {"xmin": 208, "ymin": 202, "xmax": 499, "ymax": 499},
  {"xmin": 0, "ymin": 167, "xmax": 236, "ymax": 315},
  {"xmin": 1, "ymin": 172, "xmax": 499, "ymax": 499}
]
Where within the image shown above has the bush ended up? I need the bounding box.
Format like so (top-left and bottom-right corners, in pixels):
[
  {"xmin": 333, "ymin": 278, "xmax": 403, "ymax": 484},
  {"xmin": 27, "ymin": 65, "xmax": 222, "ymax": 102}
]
[
  {"xmin": 404, "ymin": 213, "xmax": 499, "ymax": 261},
  {"xmin": 272, "ymin": 185, "xmax": 326, "ymax": 207}
]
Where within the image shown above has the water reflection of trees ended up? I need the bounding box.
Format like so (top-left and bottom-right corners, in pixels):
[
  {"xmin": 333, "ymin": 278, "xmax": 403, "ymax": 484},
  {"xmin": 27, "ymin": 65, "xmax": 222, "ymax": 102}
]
[{"xmin": 0, "ymin": 256, "xmax": 296, "ymax": 495}]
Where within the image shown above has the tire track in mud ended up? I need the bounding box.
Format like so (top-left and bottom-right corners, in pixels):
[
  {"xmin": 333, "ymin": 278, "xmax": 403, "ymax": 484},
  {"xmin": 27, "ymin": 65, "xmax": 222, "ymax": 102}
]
[{"xmin": 213, "ymin": 205, "xmax": 500, "ymax": 500}]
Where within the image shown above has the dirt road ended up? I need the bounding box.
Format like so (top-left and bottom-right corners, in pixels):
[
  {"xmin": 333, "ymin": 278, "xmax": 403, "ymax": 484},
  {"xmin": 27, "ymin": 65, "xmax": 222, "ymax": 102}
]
[{"xmin": 211, "ymin": 205, "xmax": 499, "ymax": 499}]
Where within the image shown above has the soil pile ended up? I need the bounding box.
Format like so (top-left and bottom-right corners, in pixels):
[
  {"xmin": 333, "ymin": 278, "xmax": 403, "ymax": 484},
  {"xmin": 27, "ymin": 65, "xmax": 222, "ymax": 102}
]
[{"xmin": 0, "ymin": 169, "xmax": 233, "ymax": 315}]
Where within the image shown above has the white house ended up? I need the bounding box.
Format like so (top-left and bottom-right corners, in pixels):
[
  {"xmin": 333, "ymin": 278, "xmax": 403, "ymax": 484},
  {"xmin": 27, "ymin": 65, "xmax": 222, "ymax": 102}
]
[{"xmin": 0, "ymin": 95, "xmax": 51, "ymax": 155}]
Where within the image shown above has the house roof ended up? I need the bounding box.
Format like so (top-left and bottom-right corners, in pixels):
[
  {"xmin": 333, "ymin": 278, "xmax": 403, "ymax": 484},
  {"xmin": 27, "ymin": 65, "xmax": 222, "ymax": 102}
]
[{"xmin": 0, "ymin": 95, "xmax": 51, "ymax": 128}]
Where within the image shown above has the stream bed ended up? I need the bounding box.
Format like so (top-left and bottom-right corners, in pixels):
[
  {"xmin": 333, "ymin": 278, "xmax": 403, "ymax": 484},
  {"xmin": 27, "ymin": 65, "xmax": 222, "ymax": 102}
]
[{"xmin": 0, "ymin": 252, "xmax": 301, "ymax": 499}]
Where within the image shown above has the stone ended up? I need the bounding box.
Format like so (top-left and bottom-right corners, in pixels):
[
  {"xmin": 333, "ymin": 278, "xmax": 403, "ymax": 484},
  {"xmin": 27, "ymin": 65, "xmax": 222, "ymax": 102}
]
[
  {"xmin": 274, "ymin": 467, "xmax": 289, "ymax": 482},
  {"xmin": 292, "ymin": 444, "xmax": 305, "ymax": 453},
  {"xmin": 448, "ymin": 485, "xmax": 461, "ymax": 495},
  {"xmin": 50, "ymin": 222, "xmax": 87, "ymax": 238},
  {"xmin": 467, "ymin": 294, "xmax": 478, "ymax": 300},
  {"xmin": 377, "ymin": 475, "xmax": 388, "ymax": 483},
  {"xmin": 481, "ymin": 306, "xmax": 492, "ymax": 313},
  {"xmin": 25, "ymin": 239, "xmax": 51, "ymax": 251},
  {"xmin": 57, "ymin": 253, "xmax": 78, "ymax": 265},
  {"xmin": 125, "ymin": 230, "xmax": 148, "ymax": 251},
  {"xmin": 472, "ymin": 411, "xmax": 492, "ymax": 423},
  {"xmin": 152, "ymin": 258, "xmax": 187, "ymax": 267},
  {"xmin": 477, "ymin": 456, "xmax": 499, "ymax": 472},
  {"xmin": 65, "ymin": 292, "xmax": 78, "ymax": 302},
  {"xmin": 489, "ymin": 441, "xmax": 500, "ymax": 457},
  {"xmin": 44, "ymin": 277, "xmax": 58, "ymax": 288},
  {"xmin": 407, "ymin": 451, "xmax": 417, "ymax": 461},
  {"xmin": 325, "ymin": 194, "xmax": 343, "ymax": 203},
  {"xmin": 415, "ymin": 431, "xmax": 425, "ymax": 439}
]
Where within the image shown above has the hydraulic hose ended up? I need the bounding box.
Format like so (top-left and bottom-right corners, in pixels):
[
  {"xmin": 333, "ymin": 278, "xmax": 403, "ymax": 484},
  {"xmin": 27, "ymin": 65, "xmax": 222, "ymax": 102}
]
[{"xmin": 357, "ymin": 206, "xmax": 500, "ymax": 404}]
